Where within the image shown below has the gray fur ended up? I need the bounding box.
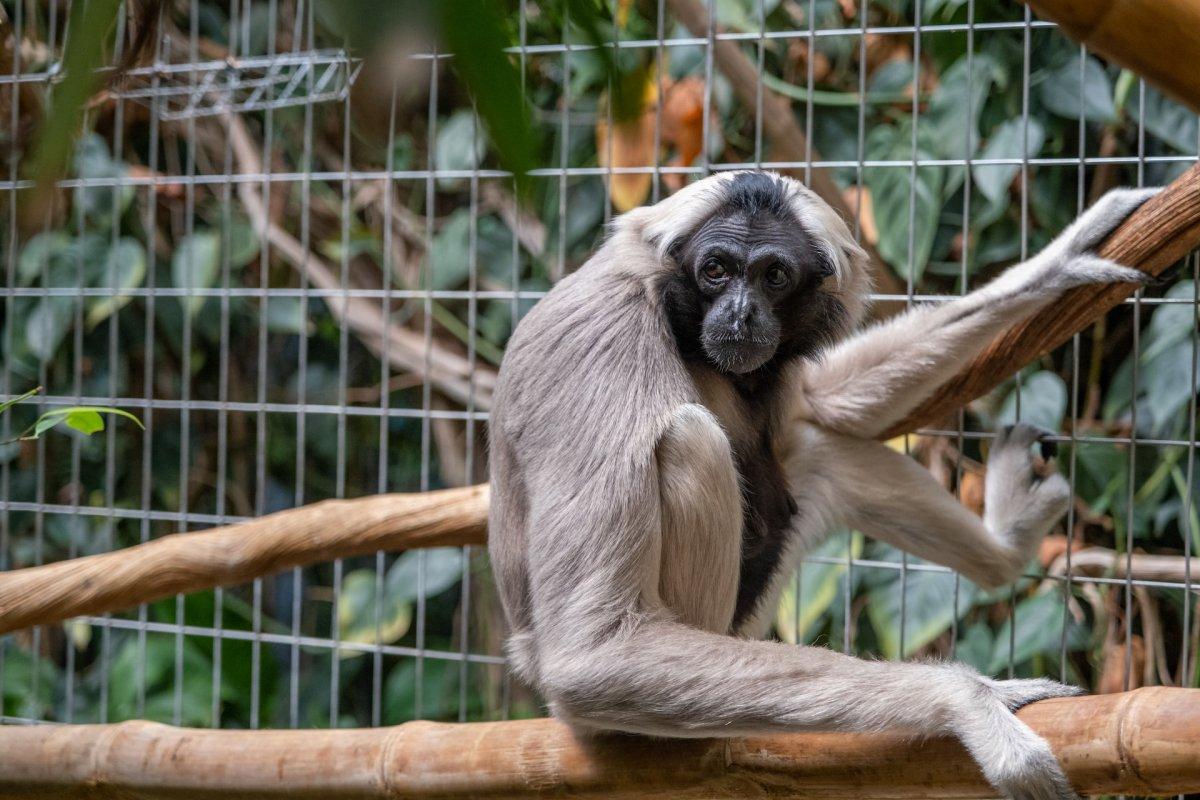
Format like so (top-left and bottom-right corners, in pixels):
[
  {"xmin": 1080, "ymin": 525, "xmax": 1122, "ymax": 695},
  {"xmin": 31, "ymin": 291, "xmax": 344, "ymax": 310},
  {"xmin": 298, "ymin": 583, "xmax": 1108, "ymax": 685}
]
[{"xmin": 488, "ymin": 171, "xmax": 1158, "ymax": 800}]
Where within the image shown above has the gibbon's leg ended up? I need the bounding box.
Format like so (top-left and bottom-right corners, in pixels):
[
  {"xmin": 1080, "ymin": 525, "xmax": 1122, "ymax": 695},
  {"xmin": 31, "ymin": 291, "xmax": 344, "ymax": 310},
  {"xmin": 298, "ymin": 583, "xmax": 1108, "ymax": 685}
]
[
  {"xmin": 528, "ymin": 416, "xmax": 1082, "ymax": 800},
  {"xmin": 655, "ymin": 404, "xmax": 741, "ymax": 633},
  {"xmin": 798, "ymin": 187, "xmax": 1159, "ymax": 439},
  {"xmin": 796, "ymin": 422, "xmax": 1068, "ymax": 589}
]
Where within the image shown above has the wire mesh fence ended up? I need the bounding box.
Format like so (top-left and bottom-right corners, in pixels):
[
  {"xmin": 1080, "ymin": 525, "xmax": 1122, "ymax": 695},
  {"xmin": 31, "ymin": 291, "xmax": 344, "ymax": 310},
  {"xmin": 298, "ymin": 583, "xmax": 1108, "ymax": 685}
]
[{"xmin": 0, "ymin": 0, "xmax": 1198, "ymax": 765}]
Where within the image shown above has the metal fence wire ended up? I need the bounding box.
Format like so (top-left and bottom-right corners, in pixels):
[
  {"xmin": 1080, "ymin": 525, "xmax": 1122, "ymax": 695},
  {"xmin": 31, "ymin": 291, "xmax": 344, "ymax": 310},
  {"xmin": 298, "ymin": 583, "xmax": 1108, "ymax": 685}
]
[{"xmin": 1, "ymin": 0, "xmax": 1198, "ymax": 767}]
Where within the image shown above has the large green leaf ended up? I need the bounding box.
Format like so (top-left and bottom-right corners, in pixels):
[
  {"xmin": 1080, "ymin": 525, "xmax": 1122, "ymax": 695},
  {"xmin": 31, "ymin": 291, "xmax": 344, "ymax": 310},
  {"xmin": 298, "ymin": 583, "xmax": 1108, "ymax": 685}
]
[
  {"xmin": 86, "ymin": 238, "xmax": 147, "ymax": 328},
  {"xmin": 434, "ymin": 111, "xmax": 487, "ymax": 191},
  {"xmin": 25, "ymin": 297, "xmax": 73, "ymax": 363},
  {"xmin": 435, "ymin": 0, "xmax": 537, "ymax": 192},
  {"xmin": 775, "ymin": 532, "xmax": 862, "ymax": 645},
  {"xmin": 864, "ymin": 123, "xmax": 947, "ymax": 282},
  {"xmin": 27, "ymin": 406, "xmax": 144, "ymax": 440},
  {"xmin": 996, "ymin": 371, "xmax": 1067, "ymax": 432},
  {"xmin": 17, "ymin": 232, "xmax": 71, "ymax": 287},
  {"xmin": 1142, "ymin": 86, "xmax": 1199, "ymax": 154},
  {"xmin": 867, "ymin": 548, "xmax": 979, "ymax": 660},
  {"xmin": 988, "ymin": 591, "xmax": 1088, "ymax": 675},
  {"xmin": 335, "ymin": 548, "xmax": 465, "ymax": 656},
  {"xmin": 1037, "ymin": 54, "xmax": 1116, "ymax": 123},
  {"xmin": 973, "ymin": 118, "xmax": 1046, "ymax": 204},
  {"xmin": 172, "ymin": 231, "xmax": 222, "ymax": 320},
  {"xmin": 925, "ymin": 53, "xmax": 996, "ymax": 161}
]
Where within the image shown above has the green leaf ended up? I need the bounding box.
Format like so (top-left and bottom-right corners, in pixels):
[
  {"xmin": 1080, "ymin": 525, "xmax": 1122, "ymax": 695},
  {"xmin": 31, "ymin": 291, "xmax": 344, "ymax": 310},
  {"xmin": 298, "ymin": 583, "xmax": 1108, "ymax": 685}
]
[
  {"xmin": 1037, "ymin": 54, "xmax": 1116, "ymax": 123},
  {"xmin": 86, "ymin": 238, "xmax": 147, "ymax": 328},
  {"xmin": 337, "ymin": 569, "xmax": 414, "ymax": 654},
  {"xmin": 988, "ymin": 591, "xmax": 1087, "ymax": 675},
  {"xmin": 73, "ymin": 134, "xmax": 134, "ymax": 221},
  {"xmin": 1143, "ymin": 86, "xmax": 1199, "ymax": 154},
  {"xmin": 63, "ymin": 409, "xmax": 105, "ymax": 435},
  {"xmin": 266, "ymin": 297, "xmax": 309, "ymax": 335},
  {"xmin": 434, "ymin": 111, "xmax": 487, "ymax": 190},
  {"xmin": 17, "ymin": 232, "xmax": 71, "ymax": 286},
  {"xmin": 436, "ymin": 0, "xmax": 537, "ymax": 193},
  {"xmin": 1143, "ymin": 337, "xmax": 1200, "ymax": 433},
  {"xmin": 25, "ymin": 406, "xmax": 144, "ymax": 440},
  {"xmin": 25, "ymin": 297, "xmax": 73, "ymax": 363},
  {"xmin": 1143, "ymin": 280, "xmax": 1196, "ymax": 362},
  {"xmin": 775, "ymin": 532, "xmax": 862, "ymax": 645},
  {"xmin": 996, "ymin": 371, "xmax": 1067, "ymax": 432},
  {"xmin": 227, "ymin": 220, "xmax": 261, "ymax": 268},
  {"xmin": 925, "ymin": 53, "xmax": 995, "ymax": 160},
  {"xmin": 867, "ymin": 546, "xmax": 979, "ymax": 660},
  {"xmin": 973, "ymin": 118, "xmax": 1046, "ymax": 204},
  {"xmin": 387, "ymin": 548, "xmax": 465, "ymax": 604},
  {"xmin": 172, "ymin": 231, "xmax": 222, "ymax": 319},
  {"xmin": 336, "ymin": 548, "xmax": 464, "ymax": 656},
  {"xmin": 864, "ymin": 122, "xmax": 947, "ymax": 282},
  {"xmin": 430, "ymin": 210, "xmax": 473, "ymax": 290}
]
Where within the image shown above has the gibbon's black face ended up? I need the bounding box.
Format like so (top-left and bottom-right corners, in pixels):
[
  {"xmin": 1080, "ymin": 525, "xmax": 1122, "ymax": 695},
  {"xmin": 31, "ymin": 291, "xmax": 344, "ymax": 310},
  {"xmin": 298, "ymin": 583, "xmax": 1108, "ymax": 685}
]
[{"xmin": 663, "ymin": 174, "xmax": 842, "ymax": 380}]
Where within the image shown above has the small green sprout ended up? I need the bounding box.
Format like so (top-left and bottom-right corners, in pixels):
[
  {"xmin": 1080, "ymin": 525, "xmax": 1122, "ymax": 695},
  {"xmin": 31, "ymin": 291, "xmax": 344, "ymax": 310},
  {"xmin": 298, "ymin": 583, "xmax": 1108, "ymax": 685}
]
[{"xmin": 0, "ymin": 386, "xmax": 144, "ymax": 442}]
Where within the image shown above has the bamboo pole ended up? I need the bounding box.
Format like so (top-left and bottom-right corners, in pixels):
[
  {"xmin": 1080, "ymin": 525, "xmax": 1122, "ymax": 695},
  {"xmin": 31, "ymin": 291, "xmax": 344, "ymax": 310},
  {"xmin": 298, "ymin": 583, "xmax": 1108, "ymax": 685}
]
[
  {"xmin": 1023, "ymin": 0, "xmax": 1200, "ymax": 114},
  {"xmin": 0, "ymin": 688, "xmax": 1196, "ymax": 798},
  {"xmin": 0, "ymin": 485, "xmax": 488, "ymax": 636}
]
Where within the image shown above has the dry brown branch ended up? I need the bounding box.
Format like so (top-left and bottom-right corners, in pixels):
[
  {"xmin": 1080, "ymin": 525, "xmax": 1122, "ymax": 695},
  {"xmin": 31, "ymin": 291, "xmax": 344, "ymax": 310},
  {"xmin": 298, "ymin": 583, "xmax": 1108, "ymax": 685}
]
[
  {"xmin": 1024, "ymin": 0, "xmax": 1200, "ymax": 114},
  {"xmin": 0, "ymin": 486, "xmax": 488, "ymax": 637},
  {"xmin": 1048, "ymin": 545, "xmax": 1200, "ymax": 588},
  {"xmin": 663, "ymin": 0, "xmax": 906, "ymax": 301},
  {"xmin": 227, "ymin": 115, "xmax": 497, "ymax": 408},
  {"xmin": 884, "ymin": 162, "xmax": 1200, "ymax": 438},
  {"xmin": 0, "ymin": 688, "xmax": 1196, "ymax": 798}
]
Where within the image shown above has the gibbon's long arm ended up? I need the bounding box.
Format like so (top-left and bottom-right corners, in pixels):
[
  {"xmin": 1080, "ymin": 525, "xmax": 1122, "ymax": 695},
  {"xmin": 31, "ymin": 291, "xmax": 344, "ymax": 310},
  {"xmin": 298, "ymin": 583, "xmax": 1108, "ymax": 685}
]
[
  {"xmin": 798, "ymin": 425, "xmax": 1069, "ymax": 589},
  {"xmin": 797, "ymin": 188, "xmax": 1158, "ymax": 440}
]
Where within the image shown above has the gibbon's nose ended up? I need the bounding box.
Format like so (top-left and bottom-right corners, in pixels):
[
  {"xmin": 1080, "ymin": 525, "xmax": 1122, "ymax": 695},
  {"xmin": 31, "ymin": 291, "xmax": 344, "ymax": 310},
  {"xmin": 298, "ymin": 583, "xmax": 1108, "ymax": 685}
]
[{"xmin": 728, "ymin": 294, "xmax": 758, "ymax": 336}]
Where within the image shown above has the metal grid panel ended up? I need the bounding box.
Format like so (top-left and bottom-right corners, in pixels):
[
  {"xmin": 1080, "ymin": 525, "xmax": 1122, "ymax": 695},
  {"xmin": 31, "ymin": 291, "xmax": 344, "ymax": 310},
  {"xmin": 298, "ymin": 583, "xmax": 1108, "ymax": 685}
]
[{"xmin": 0, "ymin": 0, "xmax": 1197, "ymax": 765}]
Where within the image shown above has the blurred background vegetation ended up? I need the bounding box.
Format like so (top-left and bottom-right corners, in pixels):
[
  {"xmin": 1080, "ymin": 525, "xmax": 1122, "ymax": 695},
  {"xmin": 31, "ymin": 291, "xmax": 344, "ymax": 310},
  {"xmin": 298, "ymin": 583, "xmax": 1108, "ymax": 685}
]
[{"xmin": 1, "ymin": 0, "xmax": 1199, "ymax": 732}]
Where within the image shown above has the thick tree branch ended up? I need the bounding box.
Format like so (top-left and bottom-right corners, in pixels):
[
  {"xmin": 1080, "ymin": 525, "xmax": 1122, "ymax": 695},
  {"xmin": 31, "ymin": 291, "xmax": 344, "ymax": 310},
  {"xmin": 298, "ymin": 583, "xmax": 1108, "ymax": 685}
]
[
  {"xmin": 0, "ymin": 486, "xmax": 489, "ymax": 636},
  {"xmin": 1023, "ymin": 0, "xmax": 1200, "ymax": 114},
  {"xmin": 883, "ymin": 162, "xmax": 1200, "ymax": 439}
]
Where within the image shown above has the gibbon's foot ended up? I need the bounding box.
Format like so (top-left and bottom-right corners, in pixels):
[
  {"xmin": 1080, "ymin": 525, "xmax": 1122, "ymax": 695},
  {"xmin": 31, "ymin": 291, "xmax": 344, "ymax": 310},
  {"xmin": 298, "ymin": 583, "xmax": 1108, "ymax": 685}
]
[
  {"xmin": 984, "ymin": 423, "xmax": 1071, "ymax": 568},
  {"xmin": 982, "ymin": 676, "xmax": 1086, "ymax": 713},
  {"xmin": 1043, "ymin": 187, "xmax": 1161, "ymax": 292}
]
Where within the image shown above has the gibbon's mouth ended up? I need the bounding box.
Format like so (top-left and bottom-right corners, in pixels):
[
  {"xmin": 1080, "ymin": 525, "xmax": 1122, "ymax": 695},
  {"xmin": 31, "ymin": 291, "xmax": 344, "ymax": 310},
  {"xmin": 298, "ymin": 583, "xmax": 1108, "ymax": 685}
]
[{"xmin": 703, "ymin": 336, "xmax": 777, "ymax": 374}]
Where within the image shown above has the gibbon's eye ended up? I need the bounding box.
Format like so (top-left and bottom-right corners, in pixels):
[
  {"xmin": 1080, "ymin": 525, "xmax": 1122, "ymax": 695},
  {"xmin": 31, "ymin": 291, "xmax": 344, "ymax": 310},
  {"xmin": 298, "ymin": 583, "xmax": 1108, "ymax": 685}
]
[
  {"xmin": 765, "ymin": 265, "xmax": 789, "ymax": 289},
  {"xmin": 702, "ymin": 259, "xmax": 727, "ymax": 282}
]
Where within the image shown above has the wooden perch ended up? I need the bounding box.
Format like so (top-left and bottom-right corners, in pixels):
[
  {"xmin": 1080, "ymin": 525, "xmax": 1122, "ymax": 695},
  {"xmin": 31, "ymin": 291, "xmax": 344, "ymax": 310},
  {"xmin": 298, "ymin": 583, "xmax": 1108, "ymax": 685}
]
[
  {"xmin": 0, "ymin": 688, "xmax": 1197, "ymax": 798},
  {"xmin": 0, "ymin": 485, "xmax": 488, "ymax": 636},
  {"xmin": 1024, "ymin": 0, "xmax": 1200, "ymax": 114},
  {"xmin": 884, "ymin": 161, "xmax": 1200, "ymax": 438}
]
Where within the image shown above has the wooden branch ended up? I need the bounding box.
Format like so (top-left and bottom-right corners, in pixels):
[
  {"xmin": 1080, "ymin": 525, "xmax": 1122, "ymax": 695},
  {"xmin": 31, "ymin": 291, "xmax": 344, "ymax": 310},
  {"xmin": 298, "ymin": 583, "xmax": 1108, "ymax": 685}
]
[
  {"xmin": 0, "ymin": 486, "xmax": 488, "ymax": 636},
  {"xmin": 663, "ymin": 0, "xmax": 906, "ymax": 301},
  {"xmin": 1049, "ymin": 546, "xmax": 1200, "ymax": 587},
  {"xmin": 1023, "ymin": 0, "xmax": 1200, "ymax": 114},
  {"xmin": 884, "ymin": 161, "xmax": 1200, "ymax": 439},
  {"xmin": 0, "ymin": 688, "xmax": 1196, "ymax": 798}
]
